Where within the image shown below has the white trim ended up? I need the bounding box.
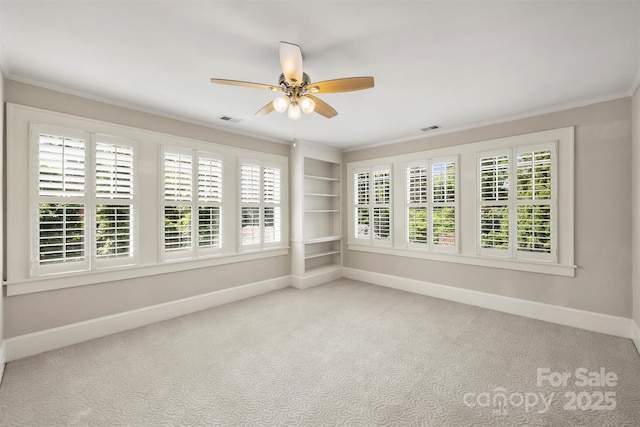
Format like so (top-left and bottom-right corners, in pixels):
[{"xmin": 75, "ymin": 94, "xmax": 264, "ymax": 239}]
[
  {"xmin": 0, "ymin": 342, "xmax": 6, "ymax": 383},
  {"xmin": 343, "ymin": 268, "xmax": 631, "ymax": 338},
  {"xmin": 292, "ymin": 266, "xmax": 343, "ymax": 290},
  {"xmin": 633, "ymin": 320, "xmax": 640, "ymax": 356},
  {"xmin": 4, "ymin": 275, "xmax": 291, "ymax": 362},
  {"xmin": 347, "ymin": 244, "xmax": 575, "ymax": 277},
  {"xmin": 5, "ymin": 247, "xmax": 289, "ymax": 296},
  {"xmin": 7, "ymin": 103, "xmax": 289, "ymax": 293},
  {"xmin": 347, "ymin": 127, "xmax": 574, "ymax": 277}
]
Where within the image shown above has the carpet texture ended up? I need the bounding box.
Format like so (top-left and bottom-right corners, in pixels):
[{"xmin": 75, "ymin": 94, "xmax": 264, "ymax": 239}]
[{"xmin": 1, "ymin": 278, "xmax": 639, "ymax": 426}]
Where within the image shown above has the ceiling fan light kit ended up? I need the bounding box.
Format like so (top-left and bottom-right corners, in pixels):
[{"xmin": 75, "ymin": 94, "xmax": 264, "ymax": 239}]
[{"xmin": 211, "ymin": 41, "xmax": 375, "ymax": 120}]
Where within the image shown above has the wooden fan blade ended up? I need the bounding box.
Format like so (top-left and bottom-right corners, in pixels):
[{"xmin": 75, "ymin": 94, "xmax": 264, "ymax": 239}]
[
  {"xmin": 306, "ymin": 76, "xmax": 374, "ymax": 94},
  {"xmin": 279, "ymin": 41, "xmax": 303, "ymax": 86},
  {"xmin": 210, "ymin": 78, "xmax": 283, "ymax": 92},
  {"xmin": 307, "ymin": 95, "xmax": 338, "ymax": 118},
  {"xmin": 256, "ymin": 101, "xmax": 275, "ymax": 116}
]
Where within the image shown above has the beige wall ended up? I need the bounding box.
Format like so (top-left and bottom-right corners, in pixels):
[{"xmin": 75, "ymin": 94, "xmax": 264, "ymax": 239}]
[
  {"xmin": 0, "ymin": 73, "xmax": 5, "ymax": 344},
  {"xmin": 633, "ymin": 88, "xmax": 640, "ymax": 328},
  {"xmin": 3, "ymin": 80, "xmax": 291, "ymax": 338},
  {"xmin": 344, "ymin": 98, "xmax": 633, "ymax": 318}
]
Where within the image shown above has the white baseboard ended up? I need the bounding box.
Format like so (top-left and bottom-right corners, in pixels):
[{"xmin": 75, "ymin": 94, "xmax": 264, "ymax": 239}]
[
  {"xmin": 633, "ymin": 321, "xmax": 640, "ymax": 355},
  {"xmin": 0, "ymin": 341, "xmax": 6, "ymax": 383},
  {"xmin": 343, "ymin": 268, "xmax": 633, "ymax": 339},
  {"xmin": 292, "ymin": 266, "xmax": 343, "ymax": 290},
  {"xmin": 5, "ymin": 276, "xmax": 291, "ymax": 362}
]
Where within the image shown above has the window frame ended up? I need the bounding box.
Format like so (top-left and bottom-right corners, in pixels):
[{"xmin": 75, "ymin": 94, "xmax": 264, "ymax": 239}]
[
  {"xmin": 161, "ymin": 146, "xmax": 195, "ymax": 260},
  {"xmin": 477, "ymin": 143, "xmax": 557, "ymax": 262},
  {"xmin": 352, "ymin": 164, "xmax": 393, "ymax": 246},
  {"xmin": 406, "ymin": 160, "xmax": 430, "ymax": 249},
  {"xmin": 431, "ymin": 155, "xmax": 459, "ymax": 253},
  {"xmin": 161, "ymin": 147, "xmax": 226, "ymax": 261},
  {"xmin": 196, "ymin": 151, "xmax": 224, "ymax": 257},
  {"xmin": 405, "ymin": 156, "xmax": 460, "ymax": 253},
  {"xmin": 347, "ymin": 127, "xmax": 574, "ymax": 277},
  {"xmin": 92, "ymin": 133, "xmax": 139, "ymax": 269},
  {"xmin": 12, "ymin": 104, "xmax": 288, "ymax": 294},
  {"xmin": 239, "ymin": 159, "xmax": 284, "ymax": 251},
  {"xmin": 30, "ymin": 124, "xmax": 140, "ymax": 276}
]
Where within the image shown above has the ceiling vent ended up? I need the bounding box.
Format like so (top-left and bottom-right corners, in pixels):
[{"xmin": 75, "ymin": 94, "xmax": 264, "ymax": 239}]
[
  {"xmin": 219, "ymin": 116, "xmax": 242, "ymax": 124},
  {"xmin": 420, "ymin": 125, "xmax": 441, "ymax": 132}
]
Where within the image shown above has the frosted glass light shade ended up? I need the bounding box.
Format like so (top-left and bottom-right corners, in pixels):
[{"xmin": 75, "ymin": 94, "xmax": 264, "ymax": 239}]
[
  {"xmin": 272, "ymin": 95, "xmax": 290, "ymax": 113},
  {"xmin": 288, "ymin": 102, "xmax": 301, "ymax": 120},
  {"xmin": 299, "ymin": 96, "xmax": 316, "ymax": 114}
]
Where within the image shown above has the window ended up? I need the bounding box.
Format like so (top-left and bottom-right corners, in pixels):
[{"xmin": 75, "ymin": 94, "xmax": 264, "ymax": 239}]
[
  {"xmin": 431, "ymin": 158, "xmax": 457, "ymax": 251},
  {"xmin": 354, "ymin": 170, "xmax": 370, "ymax": 239},
  {"xmin": 17, "ymin": 106, "xmax": 288, "ymax": 290},
  {"xmin": 162, "ymin": 148, "xmax": 223, "ymax": 259},
  {"xmin": 516, "ymin": 146, "xmax": 554, "ymax": 260},
  {"xmin": 163, "ymin": 150, "xmax": 193, "ymax": 257},
  {"xmin": 33, "ymin": 125, "xmax": 137, "ymax": 275},
  {"xmin": 36, "ymin": 127, "xmax": 88, "ymax": 275},
  {"xmin": 197, "ymin": 155, "xmax": 223, "ymax": 252},
  {"xmin": 478, "ymin": 144, "xmax": 556, "ymax": 261},
  {"xmin": 407, "ymin": 163, "xmax": 429, "ymax": 245},
  {"xmin": 94, "ymin": 136, "xmax": 135, "ymax": 267},
  {"xmin": 406, "ymin": 157, "xmax": 458, "ymax": 252},
  {"xmin": 240, "ymin": 161, "xmax": 282, "ymax": 249},
  {"xmin": 353, "ymin": 166, "xmax": 392, "ymax": 245},
  {"xmin": 347, "ymin": 127, "xmax": 571, "ymax": 276},
  {"xmin": 479, "ymin": 151, "xmax": 510, "ymax": 256},
  {"xmin": 263, "ymin": 166, "xmax": 281, "ymax": 245}
]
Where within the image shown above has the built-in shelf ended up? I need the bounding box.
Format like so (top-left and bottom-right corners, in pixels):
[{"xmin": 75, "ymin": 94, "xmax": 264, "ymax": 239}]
[
  {"xmin": 305, "ymin": 250, "xmax": 341, "ymax": 260},
  {"xmin": 303, "ymin": 235, "xmax": 342, "ymax": 244},
  {"xmin": 304, "ymin": 193, "xmax": 340, "ymax": 197},
  {"xmin": 304, "ymin": 263, "xmax": 343, "ymax": 277},
  {"xmin": 304, "ymin": 174, "xmax": 340, "ymax": 182},
  {"xmin": 293, "ymin": 152, "xmax": 342, "ymax": 285}
]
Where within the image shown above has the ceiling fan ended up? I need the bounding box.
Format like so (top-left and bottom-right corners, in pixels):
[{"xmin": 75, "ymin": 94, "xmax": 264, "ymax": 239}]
[{"xmin": 210, "ymin": 41, "xmax": 374, "ymax": 120}]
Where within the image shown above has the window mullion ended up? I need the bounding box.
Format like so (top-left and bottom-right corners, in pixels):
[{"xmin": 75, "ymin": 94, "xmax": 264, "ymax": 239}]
[
  {"xmin": 192, "ymin": 150, "xmax": 198, "ymax": 257},
  {"xmin": 508, "ymin": 149, "xmax": 517, "ymax": 258}
]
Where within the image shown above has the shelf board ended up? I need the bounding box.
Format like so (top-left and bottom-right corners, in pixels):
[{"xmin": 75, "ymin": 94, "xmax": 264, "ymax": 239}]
[
  {"xmin": 304, "ymin": 193, "xmax": 340, "ymax": 197},
  {"xmin": 305, "ymin": 209, "xmax": 339, "ymax": 213},
  {"xmin": 304, "ymin": 174, "xmax": 339, "ymax": 182},
  {"xmin": 304, "ymin": 263, "xmax": 343, "ymax": 276},
  {"xmin": 305, "ymin": 250, "xmax": 340, "ymax": 260},
  {"xmin": 304, "ymin": 235, "xmax": 342, "ymax": 244}
]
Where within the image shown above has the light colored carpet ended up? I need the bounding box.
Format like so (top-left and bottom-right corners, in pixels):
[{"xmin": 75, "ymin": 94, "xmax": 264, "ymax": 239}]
[{"xmin": 1, "ymin": 278, "xmax": 639, "ymax": 426}]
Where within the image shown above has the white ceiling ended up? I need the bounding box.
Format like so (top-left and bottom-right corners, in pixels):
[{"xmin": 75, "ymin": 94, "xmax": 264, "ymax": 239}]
[{"xmin": 0, "ymin": 1, "xmax": 638, "ymax": 150}]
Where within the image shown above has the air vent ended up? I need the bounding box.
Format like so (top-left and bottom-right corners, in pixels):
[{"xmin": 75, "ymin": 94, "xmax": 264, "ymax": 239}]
[
  {"xmin": 219, "ymin": 116, "xmax": 242, "ymax": 124},
  {"xmin": 421, "ymin": 125, "xmax": 441, "ymax": 132}
]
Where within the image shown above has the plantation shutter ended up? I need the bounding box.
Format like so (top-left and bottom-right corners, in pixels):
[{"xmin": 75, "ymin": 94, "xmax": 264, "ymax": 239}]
[
  {"xmin": 478, "ymin": 151, "xmax": 511, "ymax": 256},
  {"xmin": 372, "ymin": 167, "xmax": 391, "ymax": 243},
  {"xmin": 36, "ymin": 127, "xmax": 89, "ymax": 274},
  {"xmin": 516, "ymin": 144, "xmax": 556, "ymax": 261},
  {"xmin": 197, "ymin": 154, "xmax": 223, "ymax": 252},
  {"xmin": 263, "ymin": 166, "xmax": 281, "ymax": 245},
  {"xmin": 354, "ymin": 170, "xmax": 370, "ymax": 240},
  {"xmin": 163, "ymin": 150, "xmax": 193, "ymax": 256},
  {"xmin": 240, "ymin": 162, "xmax": 261, "ymax": 247},
  {"xmin": 406, "ymin": 163, "xmax": 429, "ymax": 246},
  {"xmin": 431, "ymin": 157, "xmax": 457, "ymax": 252},
  {"xmin": 95, "ymin": 138, "xmax": 135, "ymax": 264}
]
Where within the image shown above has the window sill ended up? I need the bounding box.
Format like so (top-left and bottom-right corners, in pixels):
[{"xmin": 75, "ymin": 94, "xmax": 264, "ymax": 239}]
[
  {"xmin": 4, "ymin": 247, "xmax": 289, "ymax": 296},
  {"xmin": 347, "ymin": 243, "xmax": 575, "ymax": 277}
]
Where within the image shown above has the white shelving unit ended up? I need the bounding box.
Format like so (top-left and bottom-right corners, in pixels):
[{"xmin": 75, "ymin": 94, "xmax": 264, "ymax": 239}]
[{"xmin": 291, "ymin": 142, "xmax": 343, "ymax": 289}]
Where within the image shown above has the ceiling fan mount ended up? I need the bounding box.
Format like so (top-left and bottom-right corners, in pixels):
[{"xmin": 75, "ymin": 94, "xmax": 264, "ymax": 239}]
[{"xmin": 211, "ymin": 42, "xmax": 374, "ymax": 120}]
